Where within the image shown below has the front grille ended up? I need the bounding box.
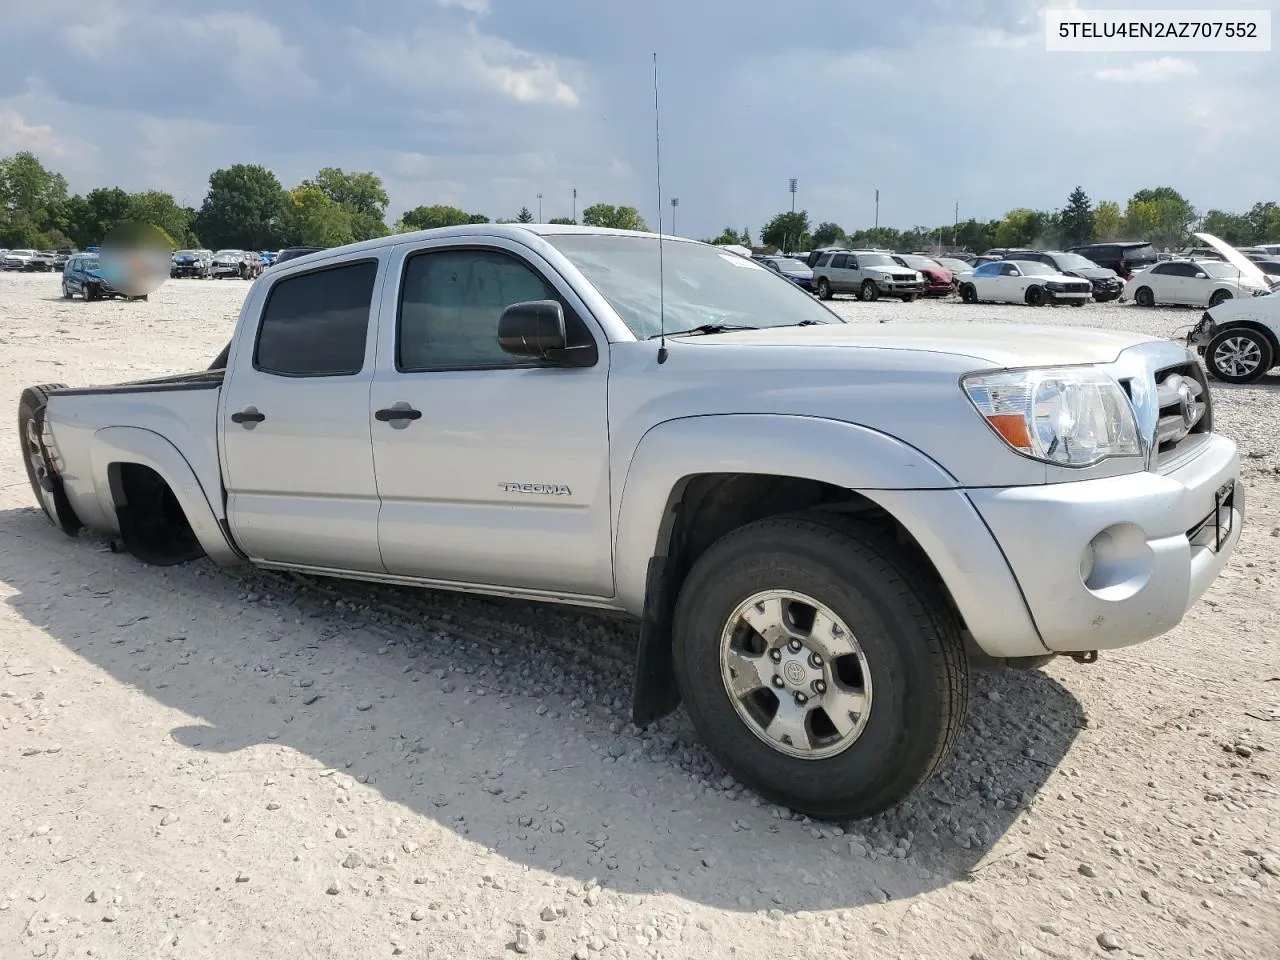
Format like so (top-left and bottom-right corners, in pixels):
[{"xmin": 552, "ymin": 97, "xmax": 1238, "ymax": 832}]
[{"xmin": 1153, "ymin": 362, "xmax": 1212, "ymax": 469}]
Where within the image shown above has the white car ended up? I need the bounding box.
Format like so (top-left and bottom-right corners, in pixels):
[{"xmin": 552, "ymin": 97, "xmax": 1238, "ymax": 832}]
[
  {"xmin": 211, "ymin": 249, "xmax": 248, "ymax": 279},
  {"xmin": 1124, "ymin": 258, "xmax": 1269, "ymax": 308},
  {"xmin": 2, "ymin": 248, "xmax": 37, "ymax": 271},
  {"xmin": 958, "ymin": 259, "xmax": 1092, "ymax": 307},
  {"xmin": 1186, "ymin": 289, "xmax": 1280, "ymax": 383}
]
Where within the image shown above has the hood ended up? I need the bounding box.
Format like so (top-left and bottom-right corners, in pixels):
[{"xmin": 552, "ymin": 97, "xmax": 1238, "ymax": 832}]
[
  {"xmin": 1194, "ymin": 231, "xmax": 1276, "ymax": 289},
  {"xmin": 1068, "ymin": 266, "xmax": 1119, "ymax": 281},
  {"xmin": 682, "ymin": 321, "xmax": 1161, "ymax": 368},
  {"xmin": 921, "ymin": 266, "xmax": 954, "ymax": 283}
]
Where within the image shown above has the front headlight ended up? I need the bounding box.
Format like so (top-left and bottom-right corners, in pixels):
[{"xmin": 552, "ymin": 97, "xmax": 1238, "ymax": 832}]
[{"xmin": 962, "ymin": 367, "xmax": 1141, "ymax": 467}]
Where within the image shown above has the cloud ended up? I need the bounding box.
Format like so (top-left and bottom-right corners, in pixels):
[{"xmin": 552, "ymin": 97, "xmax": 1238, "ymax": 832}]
[
  {"xmin": 0, "ymin": 107, "xmax": 87, "ymax": 158},
  {"xmin": 1094, "ymin": 57, "xmax": 1199, "ymax": 84},
  {"xmin": 0, "ymin": 0, "xmax": 1275, "ymax": 238}
]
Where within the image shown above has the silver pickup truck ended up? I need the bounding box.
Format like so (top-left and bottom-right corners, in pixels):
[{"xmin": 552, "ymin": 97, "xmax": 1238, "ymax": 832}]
[{"xmin": 18, "ymin": 224, "xmax": 1245, "ymax": 820}]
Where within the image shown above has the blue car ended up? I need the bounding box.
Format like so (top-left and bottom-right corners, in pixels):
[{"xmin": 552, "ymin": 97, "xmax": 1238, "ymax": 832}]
[
  {"xmin": 758, "ymin": 255, "xmax": 815, "ymax": 292},
  {"xmin": 62, "ymin": 253, "xmax": 147, "ymax": 301}
]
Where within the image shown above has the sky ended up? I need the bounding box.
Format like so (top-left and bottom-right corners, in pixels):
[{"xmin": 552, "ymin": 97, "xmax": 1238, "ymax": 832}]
[{"xmin": 0, "ymin": 0, "xmax": 1274, "ymax": 239}]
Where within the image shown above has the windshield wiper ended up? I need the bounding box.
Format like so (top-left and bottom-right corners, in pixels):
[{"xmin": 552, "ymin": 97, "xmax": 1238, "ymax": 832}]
[{"xmin": 650, "ymin": 323, "xmax": 758, "ymax": 339}]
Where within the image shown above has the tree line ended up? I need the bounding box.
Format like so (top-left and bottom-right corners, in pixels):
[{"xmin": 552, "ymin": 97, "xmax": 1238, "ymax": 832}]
[
  {"xmin": 0, "ymin": 151, "xmax": 651, "ymax": 251},
  {"xmin": 714, "ymin": 185, "xmax": 1280, "ymax": 255},
  {"xmin": 3, "ymin": 150, "xmax": 1275, "ymax": 256}
]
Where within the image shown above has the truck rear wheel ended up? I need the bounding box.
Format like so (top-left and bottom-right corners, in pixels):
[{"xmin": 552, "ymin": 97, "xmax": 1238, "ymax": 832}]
[
  {"xmin": 671, "ymin": 513, "xmax": 969, "ymax": 820},
  {"xmin": 18, "ymin": 385, "xmax": 82, "ymax": 536}
]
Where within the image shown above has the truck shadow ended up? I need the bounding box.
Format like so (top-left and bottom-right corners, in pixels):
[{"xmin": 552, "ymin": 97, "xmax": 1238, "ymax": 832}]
[{"xmin": 1, "ymin": 505, "xmax": 1085, "ymax": 913}]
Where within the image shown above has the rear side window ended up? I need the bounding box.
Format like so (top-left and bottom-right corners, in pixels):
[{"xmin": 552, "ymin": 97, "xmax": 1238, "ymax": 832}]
[
  {"xmin": 1123, "ymin": 244, "xmax": 1157, "ymax": 261},
  {"xmin": 254, "ymin": 260, "xmax": 378, "ymax": 377},
  {"xmin": 831, "ymin": 254, "xmax": 849, "ymax": 268}
]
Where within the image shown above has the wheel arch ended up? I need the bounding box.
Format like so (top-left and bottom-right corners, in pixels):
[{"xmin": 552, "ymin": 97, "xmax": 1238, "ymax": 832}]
[
  {"xmin": 90, "ymin": 426, "xmax": 246, "ymax": 566},
  {"xmin": 1209, "ymin": 318, "xmax": 1280, "ymax": 358},
  {"xmin": 616, "ymin": 414, "xmax": 1044, "ymax": 724}
]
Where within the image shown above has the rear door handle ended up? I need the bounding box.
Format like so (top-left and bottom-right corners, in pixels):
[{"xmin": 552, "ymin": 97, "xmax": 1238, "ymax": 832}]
[
  {"xmin": 375, "ymin": 405, "xmax": 422, "ymax": 422},
  {"xmin": 230, "ymin": 407, "xmax": 266, "ymax": 424}
]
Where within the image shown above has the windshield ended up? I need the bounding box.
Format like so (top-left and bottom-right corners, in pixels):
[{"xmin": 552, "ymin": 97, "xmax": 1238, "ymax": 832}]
[
  {"xmin": 936, "ymin": 258, "xmax": 969, "ymax": 272},
  {"xmin": 176, "ymin": 249, "xmax": 200, "ymax": 256},
  {"xmin": 545, "ymin": 235, "xmax": 842, "ymax": 338},
  {"xmin": 215, "ymin": 250, "xmax": 242, "ymax": 257},
  {"xmin": 81, "ymin": 257, "xmax": 100, "ymax": 270},
  {"xmin": 1053, "ymin": 253, "xmax": 1099, "ymax": 271},
  {"xmin": 898, "ymin": 255, "xmax": 938, "ymax": 270},
  {"xmin": 770, "ymin": 258, "xmax": 808, "ymax": 274},
  {"xmin": 1014, "ymin": 261, "xmax": 1055, "ymax": 276},
  {"xmin": 857, "ymin": 253, "xmax": 895, "ymax": 268}
]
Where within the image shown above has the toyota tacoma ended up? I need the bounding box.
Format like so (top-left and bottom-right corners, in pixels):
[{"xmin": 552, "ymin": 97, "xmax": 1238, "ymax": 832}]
[{"xmin": 17, "ymin": 224, "xmax": 1245, "ymax": 820}]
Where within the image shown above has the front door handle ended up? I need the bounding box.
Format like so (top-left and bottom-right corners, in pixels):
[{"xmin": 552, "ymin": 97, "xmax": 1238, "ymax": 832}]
[
  {"xmin": 230, "ymin": 407, "xmax": 266, "ymax": 424},
  {"xmin": 374, "ymin": 404, "xmax": 422, "ymax": 423}
]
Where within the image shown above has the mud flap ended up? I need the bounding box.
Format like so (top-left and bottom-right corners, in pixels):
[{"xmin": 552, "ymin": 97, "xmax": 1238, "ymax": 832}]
[{"xmin": 631, "ymin": 556, "xmax": 681, "ymax": 726}]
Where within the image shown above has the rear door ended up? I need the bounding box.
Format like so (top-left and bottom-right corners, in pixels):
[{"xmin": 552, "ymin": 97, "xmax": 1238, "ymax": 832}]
[
  {"xmin": 368, "ymin": 237, "xmax": 613, "ymax": 597},
  {"xmin": 219, "ymin": 256, "xmax": 388, "ymax": 571},
  {"xmin": 831, "ymin": 253, "xmax": 853, "ymax": 291}
]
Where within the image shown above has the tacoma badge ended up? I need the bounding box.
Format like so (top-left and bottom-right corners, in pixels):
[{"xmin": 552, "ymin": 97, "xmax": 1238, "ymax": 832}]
[{"xmin": 499, "ymin": 482, "xmax": 572, "ymax": 496}]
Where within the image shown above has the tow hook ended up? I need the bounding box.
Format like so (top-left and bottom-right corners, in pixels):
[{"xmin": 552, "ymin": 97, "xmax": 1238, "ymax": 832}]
[{"xmin": 1070, "ymin": 651, "xmax": 1099, "ymax": 665}]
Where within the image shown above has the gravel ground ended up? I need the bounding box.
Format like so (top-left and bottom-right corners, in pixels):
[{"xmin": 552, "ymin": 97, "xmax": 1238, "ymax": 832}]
[{"xmin": 1, "ymin": 272, "xmax": 1277, "ymax": 960}]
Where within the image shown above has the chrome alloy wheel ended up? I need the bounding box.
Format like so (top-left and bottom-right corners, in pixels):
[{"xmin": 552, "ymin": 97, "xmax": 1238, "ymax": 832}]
[
  {"xmin": 719, "ymin": 589, "xmax": 873, "ymax": 760},
  {"xmin": 1211, "ymin": 335, "xmax": 1264, "ymax": 378}
]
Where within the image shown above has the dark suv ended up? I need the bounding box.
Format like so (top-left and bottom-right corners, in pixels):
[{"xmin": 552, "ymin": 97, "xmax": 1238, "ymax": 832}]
[
  {"xmin": 1067, "ymin": 241, "xmax": 1158, "ymax": 280},
  {"xmin": 995, "ymin": 249, "xmax": 1124, "ymax": 302}
]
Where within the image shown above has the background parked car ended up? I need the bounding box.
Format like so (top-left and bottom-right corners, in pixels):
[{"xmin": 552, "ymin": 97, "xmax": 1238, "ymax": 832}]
[
  {"xmin": 211, "ymin": 249, "xmax": 249, "ymax": 278},
  {"xmin": 757, "ymin": 255, "xmax": 815, "ymax": 291},
  {"xmin": 2, "ymin": 249, "xmax": 38, "ymax": 271},
  {"xmin": 810, "ymin": 249, "xmax": 925, "ymax": 301},
  {"xmin": 995, "ymin": 249, "xmax": 1124, "ymax": 302},
  {"xmin": 61, "ymin": 252, "xmax": 147, "ymax": 301},
  {"xmin": 1187, "ymin": 288, "xmax": 1280, "ymax": 383},
  {"xmin": 932, "ymin": 256, "xmax": 973, "ymax": 283},
  {"xmin": 1068, "ymin": 240, "xmax": 1158, "ymax": 280},
  {"xmin": 272, "ymin": 245, "xmax": 324, "ymax": 267},
  {"xmin": 171, "ymin": 249, "xmax": 214, "ymax": 279},
  {"xmin": 1124, "ymin": 259, "xmax": 1270, "ymax": 308},
  {"xmin": 959, "ymin": 259, "xmax": 1091, "ymax": 306},
  {"xmin": 890, "ymin": 254, "xmax": 955, "ymax": 296}
]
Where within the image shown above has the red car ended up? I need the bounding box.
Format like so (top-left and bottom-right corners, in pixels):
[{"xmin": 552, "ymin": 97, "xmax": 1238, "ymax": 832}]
[{"xmin": 893, "ymin": 254, "xmax": 955, "ymax": 296}]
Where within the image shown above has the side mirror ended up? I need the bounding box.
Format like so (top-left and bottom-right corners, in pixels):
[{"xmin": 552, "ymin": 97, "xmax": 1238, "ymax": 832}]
[
  {"xmin": 498, "ymin": 299, "xmax": 568, "ymax": 359},
  {"xmin": 1195, "ymin": 272, "xmax": 1207, "ymax": 279}
]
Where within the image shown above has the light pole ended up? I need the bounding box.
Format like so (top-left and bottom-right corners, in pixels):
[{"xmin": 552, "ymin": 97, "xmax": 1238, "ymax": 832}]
[
  {"xmin": 671, "ymin": 197, "xmax": 679, "ymax": 235},
  {"xmin": 536, "ymin": 193, "xmax": 543, "ymax": 222},
  {"xmin": 789, "ymin": 178, "xmax": 798, "ymax": 213},
  {"xmin": 572, "ymin": 187, "xmax": 577, "ymax": 224},
  {"xmin": 874, "ymin": 189, "xmax": 880, "ymax": 231}
]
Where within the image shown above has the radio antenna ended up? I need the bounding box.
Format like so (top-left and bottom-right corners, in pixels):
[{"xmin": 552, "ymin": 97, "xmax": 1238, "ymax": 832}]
[{"xmin": 653, "ymin": 52, "xmax": 668, "ymax": 364}]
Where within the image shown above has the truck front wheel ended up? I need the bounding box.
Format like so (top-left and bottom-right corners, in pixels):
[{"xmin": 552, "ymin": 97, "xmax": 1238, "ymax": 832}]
[{"xmin": 671, "ymin": 513, "xmax": 969, "ymax": 820}]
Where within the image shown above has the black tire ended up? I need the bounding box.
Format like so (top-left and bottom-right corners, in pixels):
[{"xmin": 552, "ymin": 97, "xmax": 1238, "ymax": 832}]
[
  {"xmin": 1208, "ymin": 289, "xmax": 1233, "ymax": 308},
  {"xmin": 960, "ymin": 283, "xmax": 978, "ymax": 304},
  {"xmin": 815, "ymin": 278, "xmax": 832, "ymax": 300},
  {"xmin": 1070, "ymin": 299, "xmax": 1086, "ymax": 307},
  {"xmin": 671, "ymin": 513, "xmax": 970, "ymax": 820},
  {"xmin": 1135, "ymin": 286, "xmax": 1155, "ymax": 307},
  {"xmin": 859, "ymin": 280, "xmax": 879, "ymax": 302},
  {"xmin": 1204, "ymin": 327, "xmax": 1273, "ymax": 384},
  {"xmin": 61, "ymin": 282, "xmax": 72, "ymax": 299},
  {"xmin": 1026, "ymin": 285, "xmax": 1045, "ymax": 307},
  {"xmin": 900, "ymin": 293, "xmax": 917, "ymax": 303},
  {"xmin": 18, "ymin": 385, "xmax": 82, "ymax": 536}
]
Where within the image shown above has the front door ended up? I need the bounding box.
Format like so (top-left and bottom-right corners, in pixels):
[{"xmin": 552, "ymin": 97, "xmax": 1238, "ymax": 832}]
[
  {"xmin": 219, "ymin": 256, "xmax": 387, "ymax": 572},
  {"xmin": 369, "ymin": 238, "xmax": 613, "ymax": 598}
]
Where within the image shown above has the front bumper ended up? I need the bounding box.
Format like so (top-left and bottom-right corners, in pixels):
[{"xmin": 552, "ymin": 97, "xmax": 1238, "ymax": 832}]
[
  {"xmin": 967, "ymin": 433, "xmax": 1243, "ymax": 653},
  {"xmin": 875, "ymin": 279, "xmax": 926, "ymax": 294},
  {"xmin": 1090, "ymin": 280, "xmax": 1124, "ymax": 301},
  {"xmin": 1043, "ymin": 287, "xmax": 1092, "ymax": 303}
]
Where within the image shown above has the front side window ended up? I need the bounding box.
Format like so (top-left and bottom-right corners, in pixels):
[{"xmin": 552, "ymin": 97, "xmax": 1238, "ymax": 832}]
[
  {"xmin": 397, "ymin": 248, "xmax": 578, "ymax": 371},
  {"xmin": 254, "ymin": 260, "xmax": 377, "ymax": 377}
]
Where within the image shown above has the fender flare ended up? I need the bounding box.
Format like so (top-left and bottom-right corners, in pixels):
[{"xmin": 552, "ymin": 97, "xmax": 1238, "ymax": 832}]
[
  {"xmin": 90, "ymin": 426, "xmax": 245, "ymax": 566},
  {"xmin": 612, "ymin": 414, "xmax": 961, "ymax": 614}
]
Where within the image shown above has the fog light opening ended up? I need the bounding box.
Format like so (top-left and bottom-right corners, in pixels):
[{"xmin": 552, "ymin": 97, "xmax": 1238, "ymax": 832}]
[{"xmin": 1082, "ymin": 523, "xmax": 1154, "ymax": 602}]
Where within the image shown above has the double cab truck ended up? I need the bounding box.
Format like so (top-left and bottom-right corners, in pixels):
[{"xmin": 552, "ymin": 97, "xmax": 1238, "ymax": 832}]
[{"xmin": 18, "ymin": 224, "xmax": 1245, "ymax": 820}]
